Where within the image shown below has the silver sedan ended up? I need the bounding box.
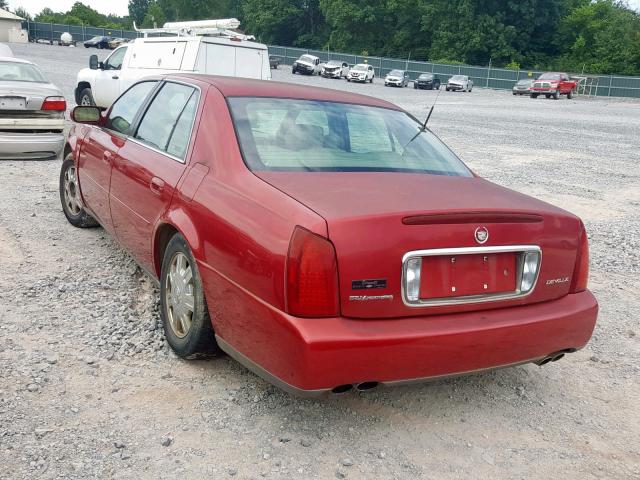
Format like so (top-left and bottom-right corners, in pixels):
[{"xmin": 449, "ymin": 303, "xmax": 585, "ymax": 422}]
[{"xmin": 0, "ymin": 55, "xmax": 66, "ymax": 160}]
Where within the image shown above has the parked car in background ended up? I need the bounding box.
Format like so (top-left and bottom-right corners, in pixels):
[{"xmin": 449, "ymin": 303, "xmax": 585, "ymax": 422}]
[
  {"xmin": 321, "ymin": 60, "xmax": 349, "ymax": 79},
  {"xmin": 530, "ymin": 72, "xmax": 577, "ymax": 99},
  {"xmin": 513, "ymin": 78, "xmax": 534, "ymax": 95},
  {"xmin": 75, "ymin": 30, "xmax": 271, "ymax": 108},
  {"xmin": 108, "ymin": 38, "xmax": 127, "ymax": 50},
  {"xmin": 291, "ymin": 54, "xmax": 321, "ymax": 75},
  {"xmin": 414, "ymin": 73, "xmax": 440, "ymax": 90},
  {"xmin": 61, "ymin": 74, "xmax": 597, "ymax": 396},
  {"xmin": 347, "ymin": 63, "xmax": 374, "ymax": 83},
  {"xmin": 0, "ymin": 56, "xmax": 66, "ymax": 160},
  {"xmin": 269, "ymin": 55, "xmax": 281, "ymax": 69},
  {"xmin": 84, "ymin": 36, "xmax": 112, "ymax": 49},
  {"xmin": 384, "ymin": 69, "xmax": 409, "ymax": 87},
  {"xmin": 446, "ymin": 75, "xmax": 473, "ymax": 92}
]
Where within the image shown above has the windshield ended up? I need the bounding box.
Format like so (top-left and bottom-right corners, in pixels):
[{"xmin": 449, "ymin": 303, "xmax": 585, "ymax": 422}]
[
  {"xmin": 228, "ymin": 98, "xmax": 472, "ymax": 176},
  {"xmin": 450, "ymin": 75, "xmax": 465, "ymax": 81},
  {"xmin": 517, "ymin": 79, "xmax": 532, "ymax": 85},
  {"xmin": 419, "ymin": 74, "xmax": 432, "ymax": 79},
  {"xmin": 89, "ymin": 36, "xmax": 103, "ymax": 41},
  {"xmin": 0, "ymin": 61, "xmax": 48, "ymax": 83},
  {"xmin": 538, "ymin": 73, "xmax": 561, "ymax": 80},
  {"xmin": 299, "ymin": 55, "xmax": 315, "ymax": 63},
  {"xmin": 388, "ymin": 70, "xmax": 403, "ymax": 76},
  {"xmin": 326, "ymin": 61, "xmax": 341, "ymax": 66},
  {"xmin": 352, "ymin": 64, "xmax": 367, "ymax": 71}
]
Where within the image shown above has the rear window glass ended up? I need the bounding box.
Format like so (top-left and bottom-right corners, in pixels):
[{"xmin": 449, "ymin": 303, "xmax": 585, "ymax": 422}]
[
  {"xmin": 228, "ymin": 98, "xmax": 471, "ymax": 176},
  {"xmin": 0, "ymin": 61, "xmax": 47, "ymax": 83}
]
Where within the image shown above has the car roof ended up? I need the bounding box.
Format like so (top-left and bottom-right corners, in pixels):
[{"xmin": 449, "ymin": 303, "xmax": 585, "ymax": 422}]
[
  {"xmin": 0, "ymin": 56, "xmax": 33, "ymax": 65},
  {"xmin": 167, "ymin": 74, "xmax": 400, "ymax": 110}
]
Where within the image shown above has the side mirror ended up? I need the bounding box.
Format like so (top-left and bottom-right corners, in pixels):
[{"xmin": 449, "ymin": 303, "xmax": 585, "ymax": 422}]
[
  {"xmin": 89, "ymin": 54, "xmax": 99, "ymax": 70},
  {"xmin": 71, "ymin": 106, "xmax": 101, "ymax": 124}
]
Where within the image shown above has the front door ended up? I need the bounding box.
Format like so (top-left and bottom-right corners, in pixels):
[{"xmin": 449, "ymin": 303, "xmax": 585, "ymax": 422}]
[
  {"xmin": 77, "ymin": 80, "xmax": 157, "ymax": 233},
  {"xmin": 77, "ymin": 128, "xmax": 123, "ymax": 233},
  {"xmin": 110, "ymin": 81, "xmax": 201, "ymax": 273},
  {"xmin": 93, "ymin": 46, "xmax": 128, "ymax": 108}
]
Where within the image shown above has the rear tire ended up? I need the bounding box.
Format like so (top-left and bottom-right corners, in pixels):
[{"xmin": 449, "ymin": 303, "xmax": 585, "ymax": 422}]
[
  {"xmin": 567, "ymin": 89, "xmax": 574, "ymax": 99},
  {"xmin": 59, "ymin": 154, "xmax": 99, "ymax": 228},
  {"xmin": 160, "ymin": 234, "xmax": 219, "ymax": 359},
  {"xmin": 530, "ymin": 94, "xmax": 538, "ymax": 98}
]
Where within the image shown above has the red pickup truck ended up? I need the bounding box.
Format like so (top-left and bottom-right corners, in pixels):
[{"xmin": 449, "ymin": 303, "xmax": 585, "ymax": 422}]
[{"xmin": 530, "ymin": 72, "xmax": 577, "ymax": 100}]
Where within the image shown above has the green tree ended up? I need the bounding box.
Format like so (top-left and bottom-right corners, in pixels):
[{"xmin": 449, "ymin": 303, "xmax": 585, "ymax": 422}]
[
  {"xmin": 14, "ymin": 7, "xmax": 32, "ymax": 20},
  {"xmin": 555, "ymin": 0, "xmax": 640, "ymax": 74},
  {"xmin": 0, "ymin": 0, "xmax": 8, "ymax": 10},
  {"xmin": 128, "ymin": 0, "xmax": 150, "ymax": 25},
  {"xmin": 142, "ymin": 1, "xmax": 166, "ymax": 27}
]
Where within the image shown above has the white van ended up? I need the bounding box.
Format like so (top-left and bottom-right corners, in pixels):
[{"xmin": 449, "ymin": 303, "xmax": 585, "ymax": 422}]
[{"xmin": 75, "ymin": 20, "xmax": 271, "ymax": 108}]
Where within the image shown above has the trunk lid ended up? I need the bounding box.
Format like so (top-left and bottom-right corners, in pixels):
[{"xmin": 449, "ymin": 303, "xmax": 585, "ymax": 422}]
[{"xmin": 258, "ymin": 172, "xmax": 582, "ymax": 318}]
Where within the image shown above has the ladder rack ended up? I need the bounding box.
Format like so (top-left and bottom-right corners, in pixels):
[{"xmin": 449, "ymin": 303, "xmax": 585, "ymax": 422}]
[{"xmin": 133, "ymin": 18, "xmax": 254, "ymax": 40}]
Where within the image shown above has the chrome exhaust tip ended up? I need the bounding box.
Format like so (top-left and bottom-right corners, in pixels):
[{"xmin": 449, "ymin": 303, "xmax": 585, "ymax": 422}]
[
  {"xmin": 355, "ymin": 381, "xmax": 379, "ymax": 392},
  {"xmin": 331, "ymin": 384, "xmax": 354, "ymax": 394}
]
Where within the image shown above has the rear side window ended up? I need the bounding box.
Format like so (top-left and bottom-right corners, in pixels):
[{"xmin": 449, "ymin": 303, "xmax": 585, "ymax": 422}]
[
  {"xmin": 134, "ymin": 82, "xmax": 199, "ymax": 159},
  {"xmin": 106, "ymin": 81, "xmax": 156, "ymax": 134}
]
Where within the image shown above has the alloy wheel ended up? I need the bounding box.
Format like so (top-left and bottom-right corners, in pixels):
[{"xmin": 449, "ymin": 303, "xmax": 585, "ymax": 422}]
[
  {"xmin": 165, "ymin": 252, "xmax": 195, "ymax": 339},
  {"xmin": 63, "ymin": 165, "xmax": 82, "ymax": 216}
]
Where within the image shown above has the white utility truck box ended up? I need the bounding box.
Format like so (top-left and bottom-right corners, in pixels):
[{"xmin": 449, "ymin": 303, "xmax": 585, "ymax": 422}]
[{"xmin": 75, "ymin": 18, "xmax": 270, "ymax": 108}]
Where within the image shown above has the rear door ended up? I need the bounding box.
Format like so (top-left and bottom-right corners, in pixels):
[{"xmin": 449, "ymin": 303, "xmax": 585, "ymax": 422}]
[
  {"xmin": 78, "ymin": 80, "xmax": 157, "ymax": 233},
  {"xmin": 109, "ymin": 81, "xmax": 201, "ymax": 272}
]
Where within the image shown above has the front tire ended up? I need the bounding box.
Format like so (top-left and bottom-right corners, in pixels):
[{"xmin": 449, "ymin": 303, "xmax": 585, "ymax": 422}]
[
  {"xmin": 553, "ymin": 90, "xmax": 560, "ymax": 100},
  {"xmin": 59, "ymin": 155, "xmax": 99, "ymax": 228},
  {"xmin": 78, "ymin": 87, "xmax": 95, "ymax": 107},
  {"xmin": 160, "ymin": 234, "xmax": 218, "ymax": 359}
]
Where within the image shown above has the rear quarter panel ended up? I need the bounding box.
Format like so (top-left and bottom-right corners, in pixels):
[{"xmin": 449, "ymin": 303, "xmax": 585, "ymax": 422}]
[{"xmin": 166, "ymin": 85, "xmax": 325, "ymax": 360}]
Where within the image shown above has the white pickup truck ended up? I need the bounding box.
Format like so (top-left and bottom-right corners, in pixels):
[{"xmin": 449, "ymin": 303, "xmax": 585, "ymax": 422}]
[{"xmin": 75, "ymin": 27, "xmax": 271, "ymax": 108}]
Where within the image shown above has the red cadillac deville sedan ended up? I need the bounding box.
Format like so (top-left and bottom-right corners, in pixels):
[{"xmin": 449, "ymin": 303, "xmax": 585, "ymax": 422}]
[{"xmin": 60, "ymin": 74, "xmax": 598, "ymax": 396}]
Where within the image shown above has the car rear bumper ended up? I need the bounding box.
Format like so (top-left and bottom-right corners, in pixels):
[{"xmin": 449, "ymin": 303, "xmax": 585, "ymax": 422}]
[
  {"xmin": 214, "ymin": 290, "xmax": 598, "ymax": 397},
  {"xmin": 0, "ymin": 131, "xmax": 65, "ymax": 160}
]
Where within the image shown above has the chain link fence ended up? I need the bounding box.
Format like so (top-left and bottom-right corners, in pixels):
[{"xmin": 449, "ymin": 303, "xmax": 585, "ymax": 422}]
[
  {"xmin": 22, "ymin": 21, "xmax": 141, "ymax": 44},
  {"xmin": 268, "ymin": 45, "xmax": 640, "ymax": 99},
  {"xmin": 19, "ymin": 23, "xmax": 640, "ymax": 99}
]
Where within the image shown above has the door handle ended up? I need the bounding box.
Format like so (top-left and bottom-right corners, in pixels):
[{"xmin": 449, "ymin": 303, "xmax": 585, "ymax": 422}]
[
  {"xmin": 112, "ymin": 75, "xmax": 119, "ymax": 80},
  {"xmin": 150, "ymin": 177, "xmax": 165, "ymax": 195},
  {"xmin": 102, "ymin": 151, "xmax": 112, "ymax": 164}
]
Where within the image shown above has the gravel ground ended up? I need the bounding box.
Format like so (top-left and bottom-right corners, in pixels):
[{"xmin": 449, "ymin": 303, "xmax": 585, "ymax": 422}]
[{"xmin": 0, "ymin": 43, "xmax": 639, "ymax": 480}]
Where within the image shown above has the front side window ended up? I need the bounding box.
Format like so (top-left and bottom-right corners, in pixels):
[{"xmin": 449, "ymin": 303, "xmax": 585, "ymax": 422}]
[
  {"xmin": 228, "ymin": 98, "xmax": 471, "ymax": 176},
  {"xmin": 104, "ymin": 47, "xmax": 127, "ymax": 70},
  {"xmin": 135, "ymin": 82, "xmax": 199, "ymax": 159},
  {"xmin": 106, "ymin": 81, "xmax": 157, "ymax": 134},
  {"xmin": 0, "ymin": 61, "xmax": 47, "ymax": 83}
]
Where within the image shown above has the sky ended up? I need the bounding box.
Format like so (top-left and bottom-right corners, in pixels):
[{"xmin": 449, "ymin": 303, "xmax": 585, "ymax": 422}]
[
  {"xmin": 5, "ymin": 0, "xmax": 640, "ymax": 17},
  {"xmin": 6, "ymin": 0, "xmax": 130, "ymax": 17}
]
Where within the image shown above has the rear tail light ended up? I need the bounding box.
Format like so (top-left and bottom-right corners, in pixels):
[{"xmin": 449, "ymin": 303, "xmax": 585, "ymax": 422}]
[
  {"xmin": 286, "ymin": 227, "xmax": 339, "ymax": 317},
  {"xmin": 570, "ymin": 223, "xmax": 590, "ymax": 293},
  {"xmin": 42, "ymin": 96, "xmax": 67, "ymax": 111}
]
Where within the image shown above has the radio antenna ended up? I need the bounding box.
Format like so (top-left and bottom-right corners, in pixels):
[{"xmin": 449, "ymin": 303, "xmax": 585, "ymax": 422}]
[{"xmin": 403, "ymin": 82, "xmax": 443, "ymax": 148}]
